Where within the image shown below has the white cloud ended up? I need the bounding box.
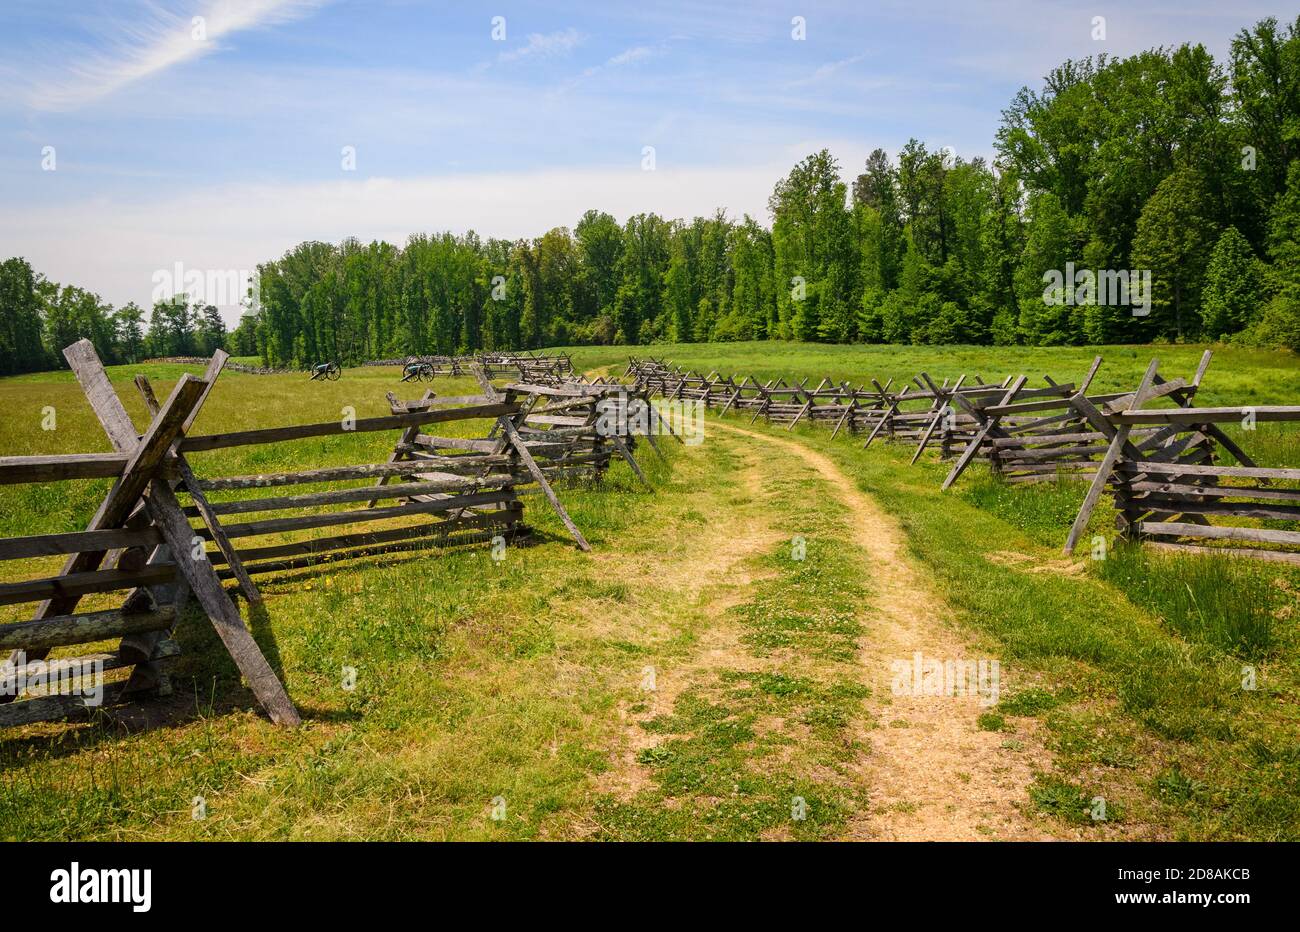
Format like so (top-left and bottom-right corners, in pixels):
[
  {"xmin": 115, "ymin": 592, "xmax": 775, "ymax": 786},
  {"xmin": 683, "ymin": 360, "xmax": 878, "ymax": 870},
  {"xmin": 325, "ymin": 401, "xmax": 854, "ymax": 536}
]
[
  {"xmin": 551, "ymin": 43, "xmax": 662, "ymax": 95},
  {"xmin": 497, "ymin": 27, "xmax": 584, "ymax": 64},
  {"xmin": 18, "ymin": 0, "xmax": 328, "ymax": 111},
  {"xmin": 789, "ymin": 52, "xmax": 869, "ymax": 87},
  {"xmin": 607, "ymin": 46, "xmax": 654, "ymax": 67}
]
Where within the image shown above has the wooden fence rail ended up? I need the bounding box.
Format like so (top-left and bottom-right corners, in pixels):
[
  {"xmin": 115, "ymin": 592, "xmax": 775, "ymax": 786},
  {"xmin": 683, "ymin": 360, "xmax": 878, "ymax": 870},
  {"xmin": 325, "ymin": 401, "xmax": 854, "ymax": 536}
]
[
  {"xmin": 365, "ymin": 352, "xmax": 574, "ymax": 381},
  {"xmin": 626, "ymin": 354, "xmax": 1298, "ymax": 565},
  {"xmin": 0, "ymin": 343, "xmax": 625, "ymax": 730}
]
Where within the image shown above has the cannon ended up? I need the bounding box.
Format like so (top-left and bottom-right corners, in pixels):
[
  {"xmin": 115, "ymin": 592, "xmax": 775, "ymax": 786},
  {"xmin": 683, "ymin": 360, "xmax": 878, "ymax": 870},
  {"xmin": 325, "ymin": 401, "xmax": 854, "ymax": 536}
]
[{"xmin": 400, "ymin": 360, "xmax": 435, "ymax": 382}]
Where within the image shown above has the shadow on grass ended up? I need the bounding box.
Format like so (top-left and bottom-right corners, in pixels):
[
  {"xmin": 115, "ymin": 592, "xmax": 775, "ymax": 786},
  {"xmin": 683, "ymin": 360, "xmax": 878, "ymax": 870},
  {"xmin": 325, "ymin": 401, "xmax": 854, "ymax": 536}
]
[{"xmin": 0, "ymin": 670, "xmax": 247, "ymax": 765}]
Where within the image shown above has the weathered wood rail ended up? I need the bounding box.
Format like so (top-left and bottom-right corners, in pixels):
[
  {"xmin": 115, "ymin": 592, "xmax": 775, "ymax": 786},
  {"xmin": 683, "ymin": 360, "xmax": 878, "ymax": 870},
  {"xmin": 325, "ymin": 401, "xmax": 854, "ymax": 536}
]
[
  {"xmin": 0, "ymin": 343, "xmax": 299, "ymax": 729},
  {"xmin": 1058, "ymin": 357, "xmax": 1300, "ymax": 564},
  {"xmin": 627, "ymin": 354, "xmax": 1298, "ymax": 564},
  {"xmin": 0, "ymin": 344, "xmax": 623, "ymax": 730}
]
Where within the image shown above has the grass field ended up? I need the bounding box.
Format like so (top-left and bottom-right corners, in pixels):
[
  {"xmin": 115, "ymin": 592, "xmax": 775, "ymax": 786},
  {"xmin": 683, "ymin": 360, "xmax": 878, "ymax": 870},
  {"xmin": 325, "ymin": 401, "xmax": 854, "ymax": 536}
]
[{"xmin": 0, "ymin": 342, "xmax": 1297, "ymax": 840}]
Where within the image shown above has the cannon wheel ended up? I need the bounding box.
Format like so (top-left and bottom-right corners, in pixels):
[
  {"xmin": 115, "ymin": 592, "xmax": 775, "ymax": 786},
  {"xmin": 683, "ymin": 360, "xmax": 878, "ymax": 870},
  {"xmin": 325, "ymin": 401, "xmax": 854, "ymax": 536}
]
[
  {"xmin": 327, "ymin": 362, "xmax": 341, "ymax": 381},
  {"xmin": 418, "ymin": 365, "xmax": 435, "ymax": 382}
]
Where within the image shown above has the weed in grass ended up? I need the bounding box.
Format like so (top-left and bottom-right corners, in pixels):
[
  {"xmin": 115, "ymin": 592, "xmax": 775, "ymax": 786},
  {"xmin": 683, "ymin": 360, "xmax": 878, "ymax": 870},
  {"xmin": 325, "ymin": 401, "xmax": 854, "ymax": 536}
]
[
  {"xmin": 1030, "ymin": 774, "xmax": 1119, "ymax": 826},
  {"xmin": 1153, "ymin": 763, "xmax": 1209, "ymax": 807},
  {"xmin": 998, "ymin": 688, "xmax": 1066, "ymax": 717}
]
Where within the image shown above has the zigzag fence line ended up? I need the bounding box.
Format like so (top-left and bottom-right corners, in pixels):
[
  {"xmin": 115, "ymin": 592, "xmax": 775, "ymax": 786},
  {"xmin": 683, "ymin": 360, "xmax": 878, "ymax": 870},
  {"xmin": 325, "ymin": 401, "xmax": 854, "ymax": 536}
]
[
  {"xmin": 146, "ymin": 352, "xmax": 577, "ymax": 381},
  {"xmin": 367, "ymin": 352, "xmax": 575, "ymax": 382},
  {"xmin": 626, "ymin": 354, "xmax": 1300, "ymax": 566},
  {"xmin": 142, "ymin": 356, "xmax": 296, "ymax": 375}
]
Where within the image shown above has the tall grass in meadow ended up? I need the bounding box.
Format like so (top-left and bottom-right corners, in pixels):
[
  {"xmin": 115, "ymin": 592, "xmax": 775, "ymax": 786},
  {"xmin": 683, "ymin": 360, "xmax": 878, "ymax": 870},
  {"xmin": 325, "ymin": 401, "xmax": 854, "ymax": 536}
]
[{"xmin": 1095, "ymin": 544, "xmax": 1286, "ymax": 661}]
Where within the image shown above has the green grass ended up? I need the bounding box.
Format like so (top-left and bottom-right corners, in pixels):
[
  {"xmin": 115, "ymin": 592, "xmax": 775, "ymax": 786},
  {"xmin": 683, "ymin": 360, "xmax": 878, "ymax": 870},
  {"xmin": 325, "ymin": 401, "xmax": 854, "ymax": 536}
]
[
  {"xmin": 961, "ymin": 472, "xmax": 1089, "ymax": 547},
  {"xmin": 957, "ymin": 459, "xmax": 1295, "ymax": 664},
  {"xmin": 976, "ymin": 711, "xmax": 1009, "ymax": 732},
  {"xmin": 0, "ymin": 364, "xmax": 495, "ymax": 544},
  {"xmin": 1030, "ymin": 774, "xmax": 1116, "ymax": 826},
  {"xmin": 0, "ymin": 361, "xmax": 661, "ymax": 839},
  {"xmin": 2, "ymin": 360, "xmax": 218, "ymax": 385},
  {"xmin": 0, "ymin": 364, "xmax": 885, "ymax": 841},
  {"xmin": 0, "ymin": 451, "xmax": 672, "ymax": 838},
  {"xmin": 1094, "ymin": 545, "xmax": 1287, "ymax": 661},
  {"xmin": 1, "ymin": 343, "xmax": 1297, "ymax": 841},
  {"xmin": 999, "ymin": 688, "xmax": 1070, "ymax": 717}
]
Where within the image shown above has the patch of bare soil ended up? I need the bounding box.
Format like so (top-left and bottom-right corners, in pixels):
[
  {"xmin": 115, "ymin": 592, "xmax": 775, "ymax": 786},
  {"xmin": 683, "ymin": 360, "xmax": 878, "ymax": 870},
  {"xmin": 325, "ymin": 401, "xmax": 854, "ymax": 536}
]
[
  {"xmin": 714, "ymin": 423, "xmax": 1068, "ymax": 841},
  {"xmin": 986, "ymin": 550, "xmax": 1086, "ymax": 577}
]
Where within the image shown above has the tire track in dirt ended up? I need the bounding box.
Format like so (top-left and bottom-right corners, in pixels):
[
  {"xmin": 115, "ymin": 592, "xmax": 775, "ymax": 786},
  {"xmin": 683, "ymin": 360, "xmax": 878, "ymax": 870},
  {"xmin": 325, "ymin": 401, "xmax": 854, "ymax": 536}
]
[{"xmin": 713, "ymin": 422, "xmax": 1066, "ymax": 841}]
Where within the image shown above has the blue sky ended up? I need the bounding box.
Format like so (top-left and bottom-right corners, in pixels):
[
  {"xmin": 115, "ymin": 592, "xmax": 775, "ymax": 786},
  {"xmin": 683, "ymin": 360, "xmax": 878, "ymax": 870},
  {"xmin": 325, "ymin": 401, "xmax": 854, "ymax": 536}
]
[{"xmin": 0, "ymin": 0, "xmax": 1291, "ymax": 321}]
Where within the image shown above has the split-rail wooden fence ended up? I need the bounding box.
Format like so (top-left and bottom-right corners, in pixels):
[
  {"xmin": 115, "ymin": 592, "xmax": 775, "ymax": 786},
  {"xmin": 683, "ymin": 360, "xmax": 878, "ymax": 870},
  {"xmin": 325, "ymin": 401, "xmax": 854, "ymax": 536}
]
[
  {"xmin": 0, "ymin": 344, "xmax": 649, "ymax": 730},
  {"xmin": 627, "ymin": 354, "xmax": 1299, "ymax": 565},
  {"xmin": 366, "ymin": 352, "xmax": 574, "ymax": 382}
]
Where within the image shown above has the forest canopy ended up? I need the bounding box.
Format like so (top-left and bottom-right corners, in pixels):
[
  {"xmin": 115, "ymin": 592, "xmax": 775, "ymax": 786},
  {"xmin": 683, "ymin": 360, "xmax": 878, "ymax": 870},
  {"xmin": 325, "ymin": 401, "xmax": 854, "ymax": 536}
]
[{"xmin": 2, "ymin": 15, "xmax": 1297, "ymax": 375}]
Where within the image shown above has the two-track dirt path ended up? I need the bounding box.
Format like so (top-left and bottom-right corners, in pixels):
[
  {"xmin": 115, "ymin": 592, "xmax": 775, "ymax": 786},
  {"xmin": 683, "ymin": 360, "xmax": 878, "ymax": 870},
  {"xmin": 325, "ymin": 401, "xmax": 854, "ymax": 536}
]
[{"xmin": 713, "ymin": 422, "xmax": 1064, "ymax": 840}]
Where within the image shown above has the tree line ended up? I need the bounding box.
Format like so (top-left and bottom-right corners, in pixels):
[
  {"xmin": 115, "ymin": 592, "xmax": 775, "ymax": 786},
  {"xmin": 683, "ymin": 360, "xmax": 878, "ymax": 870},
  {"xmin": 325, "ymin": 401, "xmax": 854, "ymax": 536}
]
[
  {"xmin": 0, "ymin": 261, "xmax": 252, "ymax": 376},
  {"xmin": 2, "ymin": 16, "xmax": 1296, "ymax": 375}
]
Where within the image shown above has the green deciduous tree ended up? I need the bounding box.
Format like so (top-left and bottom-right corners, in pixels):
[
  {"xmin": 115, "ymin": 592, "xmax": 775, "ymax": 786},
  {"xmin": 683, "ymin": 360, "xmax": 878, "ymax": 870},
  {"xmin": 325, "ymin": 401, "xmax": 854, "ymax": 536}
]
[
  {"xmin": 1131, "ymin": 169, "xmax": 1219, "ymax": 340},
  {"xmin": 114, "ymin": 302, "xmax": 146, "ymax": 363},
  {"xmin": 0, "ymin": 258, "xmax": 49, "ymax": 374},
  {"xmin": 1201, "ymin": 227, "xmax": 1265, "ymax": 338},
  {"xmin": 1251, "ymin": 161, "xmax": 1300, "ymax": 349}
]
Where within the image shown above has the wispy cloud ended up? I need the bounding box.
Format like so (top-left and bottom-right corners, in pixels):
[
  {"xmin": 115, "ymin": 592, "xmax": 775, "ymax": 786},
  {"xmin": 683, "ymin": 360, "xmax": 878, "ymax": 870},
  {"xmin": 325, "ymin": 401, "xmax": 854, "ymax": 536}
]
[
  {"xmin": 788, "ymin": 52, "xmax": 868, "ymax": 87},
  {"xmin": 551, "ymin": 43, "xmax": 662, "ymax": 95},
  {"xmin": 497, "ymin": 27, "xmax": 585, "ymax": 64},
  {"xmin": 607, "ymin": 46, "xmax": 654, "ymax": 67},
  {"xmin": 21, "ymin": 0, "xmax": 328, "ymax": 111}
]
